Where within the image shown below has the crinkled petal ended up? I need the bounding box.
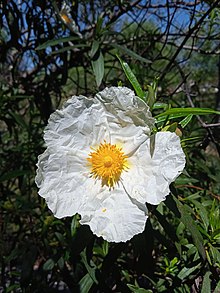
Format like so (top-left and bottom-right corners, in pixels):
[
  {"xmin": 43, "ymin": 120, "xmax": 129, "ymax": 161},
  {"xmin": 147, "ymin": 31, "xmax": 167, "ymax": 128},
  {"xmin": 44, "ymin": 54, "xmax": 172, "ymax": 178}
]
[
  {"xmin": 43, "ymin": 87, "xmax": 154, "ymax": 154},
  {"xmin": 122, "ymin": 131, "xmax": 185, "ymax": 205},
  {"xmin": 96, "ymin": 86, "xmax": 154, "ymax": 132},
  {"xmin": 36, "ymin": 146, "xmax": 91, "ymax": 218},
  {"xmin": 96, "ymin": 87, "xmax": 155, "ymax": 153},
  {"xmin": 44, "ymin": 96, "xmax": 110, "ymax": 151},
  {"xmin": 80, "ymin": 184, "xmax": 148, "ymax": 242}
]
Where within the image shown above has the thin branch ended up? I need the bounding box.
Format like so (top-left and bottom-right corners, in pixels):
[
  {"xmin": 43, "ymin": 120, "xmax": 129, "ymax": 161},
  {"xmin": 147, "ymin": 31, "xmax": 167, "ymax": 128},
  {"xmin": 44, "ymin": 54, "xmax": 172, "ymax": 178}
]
[
  {"xmin": 176, "ymin": 184, "xmax": 220, "ymax": 201},
  {"xmin": 159, "ymin": 0, "xmax": 220, "ymax": 81}
]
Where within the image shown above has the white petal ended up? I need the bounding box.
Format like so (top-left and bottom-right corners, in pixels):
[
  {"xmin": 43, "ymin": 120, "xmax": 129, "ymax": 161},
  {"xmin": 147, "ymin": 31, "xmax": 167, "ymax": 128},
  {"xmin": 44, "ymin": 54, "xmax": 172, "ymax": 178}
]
[
  {"xmin": 36, "ymin": 147, "xmax": 91, "ymax": 218},
  {"xmin": 96, "ymin": 86, "xmax": 155, "ymax": 153},
  {"xmin": 122, "ymin": 131, "xmax": 185, "ymax": 205},
  {"xmin": 43, "ymin": 96, "xmax": 111, "ymax": 151},
  {"xmin": 96, "ymin": 86, "xmax": 155, "ymax": 136},
  {"xmin": 80, "ymin": 185, "xmax": 148, "ymax": 242},
  {"xmin": 43, "ymin": 87, "xmax": 153, "ymax": 154}
]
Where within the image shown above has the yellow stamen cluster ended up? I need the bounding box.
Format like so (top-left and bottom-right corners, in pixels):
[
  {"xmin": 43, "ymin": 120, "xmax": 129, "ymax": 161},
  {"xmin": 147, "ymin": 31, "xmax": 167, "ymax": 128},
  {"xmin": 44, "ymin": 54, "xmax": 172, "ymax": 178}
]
[{"xmin": 87, "ymin": 142, "xmax": 128, "ymax": 188}]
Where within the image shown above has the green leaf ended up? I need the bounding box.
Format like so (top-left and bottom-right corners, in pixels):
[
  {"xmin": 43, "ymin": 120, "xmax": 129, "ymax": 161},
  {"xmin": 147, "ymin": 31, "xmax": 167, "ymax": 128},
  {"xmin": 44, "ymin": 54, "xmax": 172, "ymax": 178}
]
[
  {"xmin": 192, "ymin": 201, "xmax": 209, "ymax": 231},
  {"xmin": 55, "ymin": 232, "xmax": 65, "ymax": 245},
  {"xmin": 117, "ymin": 55, "xmax": 145, "ymax": 99},
  {"xmin": 10, "ymin": 95, "xmax": 34, "ymax": 100},
  {"xmin": 0, "ymin": 170, "xmax": 30, "ymax": 182},
  {"xmin": 152, "ymin": 102, "xmax": 168, "ymax": 110},
  {"xmin": 162, "ymin": 122, "xmax": 178, "ymax": 132},
  {"xmin": 92, "ymin": 51, "xmax": 104, "ymax": 87},
  {"xmin": 214, "ymin": 280, "xmax": 220, "ymax": 293},
  {"xmin": 57, "ymin": 257, "xmax": 64, "ymax": 269},
  {"xmin": 71, "ymin": 225, "xmax": 93, "ymax": 257},
  {"xmin": 177, "ymin": 262, "xmax": 201, "ymax": 279},
  {"xmin": 154, "ymin": 209, "xmax": 178, "ymax": 242},
  {"xmin": 201, "ymin": 271, "xmax": 211, "ymax": 293},
  {"xmin": 112, "ymin": 44, "xmax": 151, "ymax": 64},
  {"xmin": 71, "ymin": 214, "xmax": 80, "ymax": 237},
  {"xmin": 95, "ymin": 16, "xmax": 104, "ymax": 35},
  {"xmin": 156, "ymin": 107, "xmax": 220, "ymax": 123},
  {"xmin": 127, "ymin": 284, "xmax": 152, "ymax": 293},
  {"xmin": 102, "ymin": 240, "xmax": 109, "ymax": 256},
  {"xmin": 209, "ymin": 243, "xmax": 220, "ymax": 264},
  {"xmin": 79, "ymin": 273, "xmax": 94, "ymax": 293},
  {"xmin": 212, "ymin": 228, "xmax": 220, "ymax": 240},
  {"xmin": 146, "ymin": 85, "xmax": 156, "ymax": 109},
  {"xmin": 43, "ymin": 259, "xmax": 55, "ymax": 271},
  {"xmin": 9, "ymin": 111, "xmax": 28, "ymax": 129},
  {"xmin": 150, "ymin": 134, "xmax": 156, "ymax": 158},
  {"xmin": 35, "ymin": 36, "xmax": 81, "ymax": 50},
  {"xmin": 90, "ymin": 40, "xmax": 100, "ymax": 58},
  {"xmin": 6, "ymin": 284, "xmax": 20, "ymax": 292},
  {"xmin": 81, "ymin": 250, "xmax": 98, "ymax": 284},
  {"xmin": 174, "ymin": 176, "xmax": 199, "ymax": 185},
  {"xmin": 179, "ymin": 114, "xmax": 193, "ymax": 128},
  {"xmin": 50, "ymin": 44, "xmax": 89, "ymax": 55},
  {"xmin": 173, "ymin": 196, "xmax": 206, "ymax": 260}
]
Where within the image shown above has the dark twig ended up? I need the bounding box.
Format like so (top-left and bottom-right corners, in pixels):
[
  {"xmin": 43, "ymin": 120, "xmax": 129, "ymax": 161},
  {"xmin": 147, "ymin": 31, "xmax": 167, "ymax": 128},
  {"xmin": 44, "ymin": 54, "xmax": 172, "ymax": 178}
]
[{"xmin": 159, "ymin": 0, "xmax": 220, "ymax": 81}]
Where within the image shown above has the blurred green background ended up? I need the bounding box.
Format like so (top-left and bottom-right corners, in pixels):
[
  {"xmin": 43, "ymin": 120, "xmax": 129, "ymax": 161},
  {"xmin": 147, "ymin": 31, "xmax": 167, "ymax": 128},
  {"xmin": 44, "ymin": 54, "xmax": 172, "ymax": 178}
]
[{"xmin": 1, "ymin": 1, "xmax": 220, "ymax": 292}]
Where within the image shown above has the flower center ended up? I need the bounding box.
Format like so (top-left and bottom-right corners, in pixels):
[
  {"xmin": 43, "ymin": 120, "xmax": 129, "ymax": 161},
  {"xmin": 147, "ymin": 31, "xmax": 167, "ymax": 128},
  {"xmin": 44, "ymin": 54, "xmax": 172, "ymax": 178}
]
[{"xmin": 87, "ymin": 142, "xmax": 128, "ymax": 188}]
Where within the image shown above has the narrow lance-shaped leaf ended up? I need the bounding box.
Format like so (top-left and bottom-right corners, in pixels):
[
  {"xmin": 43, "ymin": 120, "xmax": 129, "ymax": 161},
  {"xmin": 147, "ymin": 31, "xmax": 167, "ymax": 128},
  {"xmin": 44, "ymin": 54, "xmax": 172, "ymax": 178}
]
[
  {"xmin": 146, "ymin": 77, "xmax": 158, "ymax": 109},
  {"xmin": 201, "ymin": 271, "xmax": 211, "ymax": 293},
  {"xmin": 9, "ymin": 111, "xmax": 28, "ymax": 129},
  {"xmin": 35, "ymin": 36, "xmax": 81, "ymax": 50},
  {"xmin": 179, "ymin": 114, "xmax": 193, "ymax": 128},
  {"xmin": 79, "ymin": 273, "xmax": 94, "ymax": 293},
  {"xmin": 89, "ymin": 40, "xmax": 100, "ymax": 58},
  {"xmin": 112, "ymin": 44, "xmax": 152, "ymax": 64},
  {"xmin": 146, "ymin": 85, "xmax": 155, "ymax": 109},
  {"xmin": 173, "ymin": 196, "xmax": 206, "ymax": 260},
  {"xmin": 150, "ymin": 134, "xmax": 156, "ymax": 158},
  {"xmin": 214, "ymin": 280, "xmax": 220, "ymax": 293},
  {"xmin": 152, "ymin": 102, "xmax": 168, "ymax": 110},
  {"xmin": 92, "ymin": 51, "xmax": 104, "ymax": 88},
  {"xmin": 156, "ymin": 107, "xmax": 220, "ymax": 123},
  {"xmin": 81, "ymin": 250, "xmax": 98, "ymax": 284},
  {"xmin": 50, "ymin": 44, "xmax": 89, "ymax": 55},
  {"xmin": 177, "ymin": 262, "xmax": 201, "ymax": 279},
  {"xmin": 117, "ymin": 55, "xmax": 145, "ymax": 100}
]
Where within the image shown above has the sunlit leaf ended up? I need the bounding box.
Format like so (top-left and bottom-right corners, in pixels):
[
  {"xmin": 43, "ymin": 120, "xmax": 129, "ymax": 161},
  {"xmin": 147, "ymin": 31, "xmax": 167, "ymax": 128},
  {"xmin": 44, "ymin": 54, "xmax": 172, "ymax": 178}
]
[
  {"xmin": 162, "ymin": 122, "xmax": 178, "ymax": 132},
  {"xmin": 179, "ymin": 114, "xmax": 193, "ymax": 128},
  {"xmin": 117, "ymin": 55, "xmax": 145, "ymax": 99},
  {"xmin": 152, "ymin": 102, "xmax": 168, "ymax": 110},
  {"xmin": 156, "ymin": 107, "xmax": 220, "ymax": 123}
]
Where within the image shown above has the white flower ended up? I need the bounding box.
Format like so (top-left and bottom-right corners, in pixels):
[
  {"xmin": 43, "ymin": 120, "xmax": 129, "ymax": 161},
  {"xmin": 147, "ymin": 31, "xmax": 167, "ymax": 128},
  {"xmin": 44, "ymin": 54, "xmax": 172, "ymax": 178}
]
[{"xmin": 36, "ymin": 86, "xmax": 185, "ymax": 242}]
